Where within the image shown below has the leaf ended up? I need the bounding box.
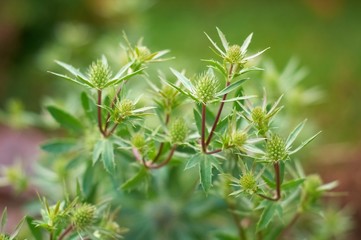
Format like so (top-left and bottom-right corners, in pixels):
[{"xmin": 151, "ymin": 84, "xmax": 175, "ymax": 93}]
[
  {"xmin": 216, "ymin": 27, "xmax": 229, "ymax": 50},
  {"xmin": 102, "ymin": 139, "xmax": 115, "ymax": 172},
  {"xmin": 185, "ymin": 153, "xmax": 201, "ymax": 170},
  {"xmin": 41, "ymin": 139, "xmax": 77, "ymax": 154},
  {"xmin": 47, "ymin": 106, "xmax": 83, "ymax": 133},
  {"xmin": 10, "ymin": 217, "xmax": 25, "ymax": 240},
  {"xmin": 199, "ymin": 154, "xmax": 212, "ymax": 194},
  {"xmin": 281, "ymin": 178, "xmax": 305, "ymax": 191},
  {"xmin": 55, "ymin": 60, "xmax": 87, "ymax": 79},
  {"xmin": 48, "ymin": 71, "xmax": 92, "ymax": 88},
  {"xmin": 164, "ymin": 81, "xmax": 199, "ymax": 102},
  {"xmin": 244, "ymin": 47, "xmax": 270, "ymax": 61},
  {"xmin": 104, "ymin": 68, "xmax": 144, "ymax": 87},
  {"xmin": 83, "ymin": 162, "xmax": 94, "ymax": 198},
  {"xmin": 289, "ymin": 131, "xmax": 321, "ymax": 155},
  {"xmin": 26, "ymin": 216, "xmax": 43, "ymax": 240},
  {"xmin": 257, "ymin": 202, "xmax": 276, "ymax": 231},
  {"xmin": 170, "ymin": 68, "xmax": 195, "ymax": 93},
  {"xmin": 317, "ymin": 180, "xmax": 339, "ymax": 192},
  {"xmin": 204, "ymin": 32, "xmax": 225, "ymax": 56},
  {"xmin": 121, "ymin": 167, "xmax": 149, "ymax": 191},
  {"xmin": 81, "ymin": 92, "xmax": 96, "ymax": 122},
  {"xmin": 1, "ymin": 207, "xmax": 7, "ymax": 232},
  {"xmin": 240, "ymin": 33, "xmax": 253, "ymax": 55},
  {"xmin": 93, "ymin": 140, "xmax": 104, "ymax": 165},
  {"xmin": 215, "ymin": 78, "xmax": 249, "ymax": 97},
  {"xmin": 220, "ymin": 95, "xmax": 256, "ymax": 103},
  {"xmin": 202, "ymin": 59, "xmax": 227, "ymax": 76},
  {"xmin": 286, "ymin": 119, "xmax": 307, "ymax": 149},
  {"xmin": 193, "ymin": 108, "xmax": 203, "ymax": 136}
]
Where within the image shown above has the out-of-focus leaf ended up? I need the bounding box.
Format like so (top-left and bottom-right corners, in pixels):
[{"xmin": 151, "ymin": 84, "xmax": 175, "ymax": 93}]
[
  {"xmin": 26, "ymin": 216, "xmax": 43, "ymax": 240},
  {"xmin": 41, "ymin": 139, "xmax": 77, "ymax": 154},
  {"xmin": 47, "ymin": 106, "xmax": 83, "ymax": 133},
  {"xmin": 257, "ymin": 202, "xmax": 276, "ymax": 231},
  {"xmin": 281, "ymin": 178, "xmax": 305, "ymax": 191},
  {"xmin": 289, "ymin": 131, "xmax": 321, "ymax": 155},
  {"xmin": 199, "ymin": 154, "xmax": 212, "ymax": 194},
  {"xmin": 286, "ymin": 119, "xmax": 307, "ymax": 149},
  {"xmin": 102, "ymin": 140, "xmax": 115, "ymax": 172},
  {"xmin": 121, "ymin": 167, "xmax": 149, "ymax": 191},
  {"xmin": 93, "ymin": 140, "xmax": 104, "ymax": 165}
]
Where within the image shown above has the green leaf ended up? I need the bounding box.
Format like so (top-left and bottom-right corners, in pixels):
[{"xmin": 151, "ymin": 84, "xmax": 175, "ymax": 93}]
[
  {"xmin": 83, "ymin": 162, "xmax": 94, "ymax": 198},
  {"xmin": 317, "ymin": 180, "xmax": 339, "ymax": 192},
  {"xmin": 26, "ymin": 216, "xmax": 43, "ymax": 240},
  {"xmin": 244, "ymin": 47, "xmax": 270, "ymax": 61},
  {"xmin": 257, "ymin": 202, "xmax": 276, "ymax": 231},
  {"xmin": 121, "ymin": 167, "xmax": 149, "ymax": 191},
  {"xmin": 102, "ymin": 140, "xmax": 115, "ymax": 172},
  {"xmin": 193, "ymin": 108, "xmax": 202, "ymax": 136},
  {"xmin": 81, "ymin": 92, "xmax": 96, "ymax": 122},
  {"xmin": 48, "ymin": 71, "xmax": 92, "ymax": 88},
  {"xmin": 47, "ymin": 106, "xmax": 83, "ymax": 133},
  {"xmin": 110, "ymin": 61, "xmax": 133, "ymax": 81},
  {"xmin": 240, "ymin": 33, "xmax": 253, "ymax": 54},
  {"xmin": 286, "ymin": 119, "xmax": 307, "ymax": 149},
  {"xmin": 204, "ymin": 32, "xmax": 225, "ymax": 56},
  {"xmin": 289, "ymin": 131, "xmax": 321, "ymax": 155},
  {"xmin": 281, "ymin": 178, "xmax": 305, "ymax": 191},
  {"xmin": 93, "ymin": 140, "xmax": 104, "ymax": 165},
  {"xmin": 202, "ymin": 59, "xmax": 227, "ymax": 76},
  {"xmin": 104, "ymin": 68, "xmax": 144, "ymax": 87},
  {"xmin": 185, "ymin": 153, "xmax": 201, "ymax": 170},
  {"xmin": 170, "ymin": 68, "xmax": 195, "ymax": 93},
  {"xmin": 1, "ymin": 207, "xmax": 7, "ymax": 232},
  {"xmin": 41, "ymin": 139, "xmax": 77, "ymax": 154},
  {"xmin": 54, "ymin": 60, "xmax": 87, "ymax": 79},
  {"xmin": 216, "ymin": 27, "xmax": 229, "ymax": 50},
  {"xmin": 199, "ymin": 154, "xmax": 212, "ymax": 194},
  {"xmin": 215, "ymin": 78, "xmax": 249, "ymax": 97},
  {"xmin": 220, "ymin": 95, "xmax": 256, "ymax": 103},
  {"xmin": 10, "ymin": 217, "xmax": 25, "ymax": 240}
]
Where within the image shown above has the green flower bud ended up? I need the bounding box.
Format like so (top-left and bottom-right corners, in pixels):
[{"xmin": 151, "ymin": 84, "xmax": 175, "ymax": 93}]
[
  {"xmin": 240, "ymin": 172, "xmax": 257, "ymax": 195},
  {"xmin": 169, "ymin": 119, "xmax": 188, "ymax": 144},
  {"xmin": 225, "ymin": 45, "xmax": 243, "ymax": 64},
  {"xmin": 115, "ymin": 99, "xmax": 134, "ymax": 120},
  {"xmin": 231, "ymin": 132, "xmax": 248, "ymax": 149},
  {"xmin": 131, "ymin": 133, "xmax": 146, "ymax": 150},
  {"xmin": 251, "ymin": 107, "xmax": 268, "ymax": 134},
  {"xmin": 88, "ymin": 60, "xmax": 112, "ymax": 89},
  {"xmin": 266, "ymin": 135, "xmax": 287, "ymax": 162},
  {"xmin": 194, "ymin": 72, "xmax": 218, "ymax": 103},
  {"xmin": 71, "ymin": 204, "xmax": 96, "ymax": 231}
]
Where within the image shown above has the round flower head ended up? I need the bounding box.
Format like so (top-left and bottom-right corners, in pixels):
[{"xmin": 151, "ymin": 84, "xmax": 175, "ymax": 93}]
[
  {"xmin": 115, "ymin": 99, "xmax": 134, "ymax": 120},
  {"xmin": 131, "ymin": 133, "xmax": 146, "ymax": 150},
  {"xmin": 71, "ymin": 203, "xmax": 96, "ymax": 231},
  {"xmin": 136, "ymin": 46, "xmax": 151, "ymax": 61},
  {"xmin": 266, "ymin": 135, "xmax": 287, "ymax": 162},
  {"xmin": 225, "ymin": 45, "xmax": 243, "ymax": 64},
  {"xmin": 231, "ymin": 131, "xmax": 248, "ymax": 149},
  {"xmin": 194, "ymin": 72, "xmax": 218, "ymax": 103},
  {"xmin": 169, "ymin": 118, "xmax": 188, "ymax": 144},
  {"xmin": 88, "ymin": 59, "xmax": 112, "ymax": 89},
  {"xmin": 240, "ymin": 172, "xmax": 257, "ymax": 195}
]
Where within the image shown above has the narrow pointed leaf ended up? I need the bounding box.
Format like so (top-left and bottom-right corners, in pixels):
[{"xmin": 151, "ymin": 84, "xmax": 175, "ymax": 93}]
[
  {"xmin": 48, "ymin": 71, "xmax": 92, "ymax": 88},
  {"xmin": 26, "ymin": 216, "xmax": 43, "ymax": 240},
  {"xmin": 289, "ymin": 131, "xmax": 321, "ymax": 155},
  {"xmin": 216, "ymin": 27, "xmax": 229, "ymax": 50},
  {"xmin": 221, "ymin": 95, "xmax": 256, "ymax": 103},
  {"xmin": 105, "ymin": 68, "xmax": 144, "ymax": 87},
  {"xmin": 41, "ymin": 139, "xmax": 77, "ymax": 154},
  {"xmin": 257, "ymin": 202, "xmax": 276, "ymax": 231},
  {"xmin": 1, "ymin": 207, "xmax": 7, "ymax": 232},
  {"xmin": 286, "ymin": 119, "xmax": 307, "ymax": 149},
  {"xmin": 202, "ymin": 59, "xmax": 227, "ymax": 76},
  {"xmin": 165, "ymin": 81, "xmax": 199, "ymax": 101},
  {"xmin": 185, "ymin": 153, "xmax": 201, "ymax": 170},
  {"xmin": 10, "ymin": 217, "xmax": 25, "ymax": 240},
  {"xmin": 281, "ymin": 178, "xmax": 305, "ymax": 191},
  {"xmin": 111, "ymin": 62, "xmax": 133, "ymax": 81},
  {"xmin": 55, "ymin": 60, "xmax": 87, "ymax": 79},
  {"xmin": 317, "ymin": 180, "xmax": 339, "ymax": 192},
  {"xmin": 240, "ymin": 33, "xmax": 253, "ymax": 54},
  {"xmin": 121, "ymin": 167, "xmax": 149, "ymax": 191},
  {"xmin": 93, "ymin": 140, "xmax": 104, "ymax": 165},
  {"xmin": 47, "ymin": 106, "xmax": 83, "ymax": 133},
  {"xmin": 244, "ymin": 47, "xmax": 270, "ymax": 61},
  {"xmin": 170, "ymin": 68, "xmax": 195, "ymax": 93},
  {"xmin": 268, "ymin": 94, "xmax": 284, "ymax": 114},
  {"xmin": 204, "ymin": 32, "xmax": 225, "ymax": 56},
  {"xmin": 215, "ymin": 78, "xmax": 249, "ymax": 97}
]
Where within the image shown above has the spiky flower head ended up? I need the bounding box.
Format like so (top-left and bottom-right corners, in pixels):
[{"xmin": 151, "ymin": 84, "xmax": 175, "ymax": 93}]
[
  {"xmin": 88, "ymin": 59, "xmax": 112, "ymax": 89},
  {"xmin": 71, "ymin": 203, "xmax": 96, "ymax": 231},
  {"xmin": 251, "ymin": 106, "xmax": 269, "ymax": 134},
  {"xmin": 240, "ymin": 172, "xmax": 257, "ymax": 195},
  {"xmin": 266, "ymin": 135, "xmax": 287, "ymax": 162},
  {"xmin": 136, "ymin": 46, "xmax": 151, "ymax": 61},
  {"xmin": 225, "ymin": 45, "xmax": 243, "ymax": 64},
  {"xmin": 169, "ymin": 118, "xmax": 188, "ymax": 144},
  {"xmin": 115, "ymin": 99, "xmax": 135, "ymax": 120},
  {"xmin": 131, "ymin": 133, "xmax": 146, "ymax": 150},
  {"xmin": 194, "ymin": 72, "xmax": 218, "ymax": 103},
  {"xmin": 231, "ymin": 131, "xmax": 248, "ymax": 149}
]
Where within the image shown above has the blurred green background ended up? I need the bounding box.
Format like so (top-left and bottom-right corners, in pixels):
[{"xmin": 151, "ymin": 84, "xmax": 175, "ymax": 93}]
[{"xmin": 0, "ymin": 0, "xmax": 360, "ymax": 144}]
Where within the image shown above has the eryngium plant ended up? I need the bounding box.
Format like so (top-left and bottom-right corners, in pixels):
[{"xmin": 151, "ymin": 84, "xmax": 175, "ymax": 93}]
[{"xmin": 0, "ymin": 29, "xmax": 350, "ymax": 240}]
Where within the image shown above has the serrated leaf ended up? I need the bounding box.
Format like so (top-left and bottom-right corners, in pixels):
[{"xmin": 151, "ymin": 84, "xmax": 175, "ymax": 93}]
[
  {"xmin": 121, "ymin": 167, "xmax": 149, "ymax": 191},
  {"xmin": 289, "ymin": 131, "xmax": 321, "ymax": 155},
  {"xmin": 281, "ymin": 178, "xmax": 305, "ymax": 191},
  {"xmin": 41, "ymin": 139, "xmax": 77, "ymax": 154},
  {"xmin": 185, "ymin": 153, "xmax": 201, "ymax": 170},
  {"xmin": 170, "ymin": 68, "xmax": 195, "ymax": 93},
  {"xmin": 257, "ymin": 202, "xmax": 276, "ymax": 231},
  {"xmin": 93, "ymin": 140, "xmax": 104, "ymax": 165},
  {"xmin": 215, "ymin": 78, "xmax": 248, "ymax": 97},
  {"xmin": 286, "ymin": 119, "xmax": 307, "ymax": 149},
  {"xmin": 102, "ymin": 140, "xmax": 115, "ymax": 172},
  {"xmin": 199, "ymin": 154, "xmax": 212, "ymax": 194},
  {"xmin": 26, "ymin": 216, "xmax": 43, "ymax": 240},
  {"xmin": 47, "ymin": 106, "xmax": 83, "ymax": 133}
]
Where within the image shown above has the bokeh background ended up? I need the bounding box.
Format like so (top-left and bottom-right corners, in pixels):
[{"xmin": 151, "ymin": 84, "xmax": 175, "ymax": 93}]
[{"xmin": 0, "ymin": 0, "xmax": 361, "ymax": 237}]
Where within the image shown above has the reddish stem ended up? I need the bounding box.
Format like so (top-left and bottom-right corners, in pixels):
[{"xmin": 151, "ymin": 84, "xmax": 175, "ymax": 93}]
[
  {"xmin": 133, "ymin": 145, "xmax": 177, "ymax": 169},
  {"xmin": 104, "ymin": 81, "xmax": 127, "ymax": 132},
  {"xmin": 97, "ymin": 90, "xmax": 106, "ymax": 136},
  {"xmin": 257, "ymin": 162, "xmax": 281, "ymax": 201},
  {"xmin": 206, "ymin": 149, "xmax": 222, "ymax": 155},
  {"xmin": 58, "ymin": 225, "xmax": 73, "ymax": 240},
  {"xmin": 201, "ymin": 103, "xmax": 207, "ymax": 153}
]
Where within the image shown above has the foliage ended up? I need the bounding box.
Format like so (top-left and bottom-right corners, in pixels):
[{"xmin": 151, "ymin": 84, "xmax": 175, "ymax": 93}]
[{"xmin": 0, "ymin": 29, "xmax": 351, "ymax": 240}]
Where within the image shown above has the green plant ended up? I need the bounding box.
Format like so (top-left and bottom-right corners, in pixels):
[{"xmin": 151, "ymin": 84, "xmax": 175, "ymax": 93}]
[{"xmin": 0, "ymin": 29, "xmax": 351, "ymax": 240}]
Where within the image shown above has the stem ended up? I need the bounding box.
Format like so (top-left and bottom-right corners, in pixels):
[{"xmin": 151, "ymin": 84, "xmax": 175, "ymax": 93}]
[
  {"xmin": 201, "ymin": 103, "xmax": 207, "ymax": 153},
  {"xmin": 97, "ymin": 89, "xmax": 106, "ymax": 137},
  {"xmin": 58, "ymin": 225, "xmax": 73, "ymax": 240},
  {"xmin": 257, "ymin": 162, "xmax": 281, "ymax": 201},
  {"xmin": 152, "ymin": 113, "xmax": 170, "ymax": 163},
  {"xmin": 145, "ymin": 145, "xmax": 177, "ymax": 169},
  {"xmin": 206, "ymin": 149, "xmax": 222, "ymax": 155},
  {"xmin": 205, "ymin": 81, "xmax": 231, "ymax": 147},
  {"xmin": 106, "ymin": 123, "xmax": 119, "ymax": 137}
]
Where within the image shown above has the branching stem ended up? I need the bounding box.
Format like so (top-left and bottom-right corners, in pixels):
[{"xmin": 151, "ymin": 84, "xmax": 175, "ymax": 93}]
[
  {"xmin": 97, "ymin": 89, "xmax": 106, "ymax": 137},
  {"xmin": 58, "ymin": 225, "xmax": 73, "ymax": 240},
  {"xmin": 257, "ymin": 162, "xmax": 281, "ymax": 201}
]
